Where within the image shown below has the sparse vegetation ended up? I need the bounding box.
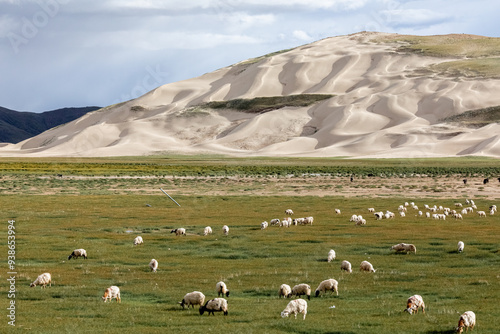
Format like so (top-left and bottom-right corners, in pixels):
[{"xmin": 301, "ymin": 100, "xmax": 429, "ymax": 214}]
[{"xmin": 441, "ymin": 105, "xmax": 500, "ymax": 127}]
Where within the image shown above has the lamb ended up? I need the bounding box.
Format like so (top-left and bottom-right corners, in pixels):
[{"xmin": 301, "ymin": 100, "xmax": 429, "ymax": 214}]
[
  {"xmin": 102, "ymin": 285, "xmax": 121, "ymax": 303},
  {"xmin": 222, "ymin": 225, "xmax": 229, "ymax": 236},
  {"xmin": 281, "ymin": 299, "xmax": 307, "ymax": 320},
  {"xmin": 278, "ymin": 284, "xmax": 292, "ymax": 298},
  {"xmin": 68, "ymin": 248, "xmax": 87, "ymax": 260},
  {"xmin": 340, "ymin": 260, "xmax": 352, "ymax": 273},
  {"xmin": 456, "ymin": 311, "xmax": 476, "ymax": 333},
  {"xmin": 216, "ymin": 281, "xmax": 230, "ymax": 297},
  {"xmin": 30, "ymin": 273, "xmax": 52, "ymax": 288},
  {"xmin": 133, "ymin": 236, "xmax": 143, "ymax": 246},
  {"xmin": 203, "ymin": 226, "xmax": 212, "ymax": 236},
  {"xmin": 291, "ymin": 284, "xmax": 311, "ymax": 300},
  {"xmin": 171, "ymin": 228, "xmax": 186, "ymax": 236},
  {"xmin": 327, "ymin": 249, "xmax": 336, "ymax": 262},
  {"xmin": 149, "ymin": 259, "xmax": 158, "ymax": 272},
  {"xmin": 391, "ymin": 243, "xmax": 417, "ymax": 254},
  {"xmin": 261, "ymin": 221, "xmax": 269, "ymax": 230},
  {"xmin": 404, "ymin": 294, "xmax": 425, "ymax": 314},
  {"xmin": 458, "ymin": 241, "xmax": 465, "ymax": 253},
  {"xmin": 179, "ymin": 291, "xmax": 205, "ymax": 309},
  {"xmin": 334, "ymin": 208, "xmax": 341, "ymax": 214},
  {"xmin": 368, "ymin": 208, "xmax": 375, "ymax": 213},
  {"xmin": 199, "ymin": 298, "xmax": 228, "ymax": 316},
  {"xmin": 360, "ymin": 260, "xmax": 376, "ymax": 273},
  {"xmin": 285, "ymin": 209, "xmax": 294, "ymax": 215},
  {"xmin": 314, "ymin": 278, "xmax": 338, "ymax": 297}
]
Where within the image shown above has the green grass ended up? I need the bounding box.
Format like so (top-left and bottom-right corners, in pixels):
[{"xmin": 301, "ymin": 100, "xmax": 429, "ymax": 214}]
[{"xmin": 1, "ymin": 194, "xmax": 499, "ymax": 333}]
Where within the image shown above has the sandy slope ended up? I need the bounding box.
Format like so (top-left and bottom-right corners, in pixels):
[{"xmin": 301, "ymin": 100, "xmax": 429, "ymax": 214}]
[{"xmin": 1, "ymin": 31, "xmax": 500, "ymax": 158}]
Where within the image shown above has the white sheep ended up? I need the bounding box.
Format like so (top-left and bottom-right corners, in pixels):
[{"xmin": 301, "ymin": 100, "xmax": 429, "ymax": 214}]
[
  {"xmin": 425, "ymin": 212, "xmax": 431, "ymax": 218},
  {"xmin": 222, "ymin": 225, "xmax": 229, "ymax": 236},
  {"xmin": 278, "ymin": 284, "xmax": 292, "ymax": 298},
  {"xmin": 490, "ymin": 204, "xmax": 497, "ymax": 212},
  {"xmin": 327, "ymin": 249, "xmax": 336, "ymax": 263},
  {"xmin": 30, "ymin": 273, "xmax": 52, "ymax": 288},
  {"xmin": 404, "ymin": 294, "xmax": 425, "ymax": 314},
  {"xmin": 456, "ymin": 311, "xmax": 476, "ymax": 333},
  {"xmin": 477, "ymin": 211, "xmax": 486, "ymax": 217},
  {"xmin": 281, "ymin": 299, "xmax": 307, "ymax": 320},
  {"xmin": 314, "ymin": 279, "xmax": 338, "ymax": 297},
  {"xmin": 102, "ymin": 285, "xmax": 121, "ymax": 303},
  {"xmin": 133, "ymin": 236, "xmax": 143, "ymax": 246},
  {"xmin": 340, "ymin": 260, "xmax": 352, "ymax": 273},
  {"xmin": 374, "ymin": 212, "xmax": 384, "ymax": 220},
  {"xmin": 391, "ymin": 243, "xmax": 417, "ymax": 254},
  {"xmin": 68, "ymin": 248, "xmax": 87, "ymax": 260},
  {"xmin": 179, "ymin": 291, "xmax": 205, "ymax": 309},
  {"xmin": 285, "ymin": 209, "xmax": 294, "ymax": 215},
  {"xmin": 455, "ymin": 203, "xmax": 463, "ymax": 207},
  {"xmin": 270, "ymin": 218, "xmax": 281, "ymax": 226},
  {"xmin": 149, "ymin": 259, "xmax": 158, "ymax": 272},
  {"xmin": 399, "ymin": 211, "xmax": 406, "ymax": 217},
  {"xmin": 350, "ymin": 214, "xmax": 358, "ymax": 222},
  {"xmin": 356, "ymin": 218, "xmax": 367, "ymax": 226},
  {"xmin": 216, "ymin": 281, "xmax": 230, "ymax": 297},
  {"xmin": 303, "ymin": 216, "xmax": 314, "ymax": 225},
  {"xmin": 360, "ymin": 260, "xmax": 376, "ymax": 273},
  {"xmin": 458, "ymin": 241, "xmax": 465, "ymax": 253},
  {"xmin": 293, "ymin": 218, "xmax": 305, "ymax": 225},
  {"xmin": 334, "ymin": 208, "xmax": 341, "ymax": 214},
  {"xmin": 199, "ymin": 298, "xmax": 228, "ymax": 316},
  {"xmin": 171, "ymin": 228, "xmax": 186, "ymax": 236},
  {"xmin": 368, "ymin": 208, "xmax": 375, "ymax": 213},
  {"xmin": 291, "ymin": 284, "xmax": 311, "ymax": 300},
  {"xmin": 261, "ymin": 221, "xmax": 269, "ymax": 230},
  {"xmin": 203, "ymin": 226, "xmax": 212, "ymax": 236}
]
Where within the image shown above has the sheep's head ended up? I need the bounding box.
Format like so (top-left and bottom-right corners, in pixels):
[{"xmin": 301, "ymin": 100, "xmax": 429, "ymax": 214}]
[
  {"xmin": 225, "ymin": 291, "xmax": 230, "ymax": 297},
  {"xmin": 281, "ymin": 311, "xmax": 289, "ymax": 318},
  {"xmin": 315, "ymin": 290, "xmax": 320, "ymax": 297},
  {"xmin": 456, "ymin": 325, "xmax": 464, "ymax": 334},
  {"xmin": 178, "ymin": 300, "xmax": 185, "ymax": 309},
  {"xmin": 199, "ymin": 307, "xmax": 206, "ymax": 315},
  {"xmin": 29, "ymin": 282, "xmax": 35, "ymax": 288}
]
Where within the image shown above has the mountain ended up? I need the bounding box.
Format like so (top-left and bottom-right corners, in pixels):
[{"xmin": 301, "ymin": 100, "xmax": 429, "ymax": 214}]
[
  {"xmin": 0, "ymin": 106, "xmax": 101, "ymax": 144},
  {"xmin": 1, "ymin": 31, "xmax": 500, "ymax": 158}
]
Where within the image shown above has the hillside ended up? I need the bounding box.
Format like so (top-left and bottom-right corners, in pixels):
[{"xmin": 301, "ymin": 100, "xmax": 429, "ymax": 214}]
[
  {"xmin": 1, "ymin": 31, "xmax": 499, "ymax": 158},
  {"xmin": 0, "ymin": 106, "xmax": 101, "ymax": 144}
]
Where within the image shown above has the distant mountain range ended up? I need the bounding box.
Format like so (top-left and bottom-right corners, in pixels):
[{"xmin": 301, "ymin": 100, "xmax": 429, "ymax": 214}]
[{"xmin": 0, "ymin": 106, "xmax": 101, "ymax": 143}]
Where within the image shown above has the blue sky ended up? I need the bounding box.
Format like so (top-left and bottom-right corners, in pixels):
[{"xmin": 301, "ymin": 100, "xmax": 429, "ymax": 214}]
[{"xmin": 0, "ymin": 0, "xmax": 498, "ymax": 112}]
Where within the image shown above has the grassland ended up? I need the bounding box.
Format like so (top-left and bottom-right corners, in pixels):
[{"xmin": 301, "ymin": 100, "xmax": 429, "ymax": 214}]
[{"xmin": 0, "ymin": 158, "xmax": 499, "ymax": 333}]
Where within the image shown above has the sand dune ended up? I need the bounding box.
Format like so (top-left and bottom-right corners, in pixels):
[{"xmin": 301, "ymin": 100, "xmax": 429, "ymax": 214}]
[{"xmin": 1, "ymin": 31, "xmax": 500, "ymax": 158}]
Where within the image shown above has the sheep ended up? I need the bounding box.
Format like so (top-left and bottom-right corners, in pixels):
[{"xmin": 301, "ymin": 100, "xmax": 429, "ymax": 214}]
[
  {"xmin": 278, "ymin": 284, "xmax": 292, "ymax": 298},
  {"xmin": 404, "ymin": 294, "xmax": 425, "ymax": 314},
  {"xmin": 30, "ymin": 273, "xmax": 52, "ymax": 288},
  {"xmin": 350, "ymin": 214, "xmax": 358, "ymax": 222},
  {"xmin": 294, "ymin": 217, "xmax": 305, "ymax": 225},
  {"xmin": 455, "ymin": 203, "xmax": 463, "ymax": 207},
  {"xmin": 455, "ymin": 213, "xmax": 463, "ymax": 220},
  {"xmin": 356, "ymin": 218, "xmax": 367, "ymax": 226},
  {"xmin": 425, "ymin": 212, "xmax": 431, "ymax": 218},
  {"xmin": 285, "ymin": 209, "xmax": 294, "ymax": 215},
  {"xmin": 399, "ymin": 211, "xmax": 406, "ymax": 217},
  {"xmin": 261, "ymin": 221, "xmax": 269, "ymax": 230},
  {"xmin": 374, "ymin": 212, "xmax": 384, "ymax": 220},
  {"xmin": 149, "ymin": 259, "xmax": 158, "ymax": 272},
  {"xmin": 68, "ymin": 248, "xmax": 87, "ymax": 260},
  {"xmin": 314, "ymin": 279, "xmax": 338, "ymax": 297},
  {"xmin": 368, "ymin": 208, "xmax": 375, "ymax": 213},
  {"xmin": 171, "ymin": 228, "xmax": 186, "ymax": 236},
  {"xmin": 270, "ymin": 218, "xmax": 281, "ymax": 226},
  {"xmin": 334, "ymin": 208, "xmax": 341, "ymax": 214},
  {"xmin": 391, "ymin": 243, "xmax": 417, "ymax": 254},
  {"xmin": 490, "ymin": 204, "xmax": 497, "ymax": 212},
  {"xmin": 456, "ymin": 311, "xmax": 476, "ymax": 333},
  {"xmin": 281, "ymin": 219, "xmax": 290, "ymax": 228},
  {"xmin": 477, "ymin": 211, "xmax": 486, "ymax": 217},
  {"xmin": 179, "ymin": 291, "xmax": 205, "ymax": 309},
  {"xmin": 199, "ymin": 298, "xmax": 228, "ymax": 316},
  {"xmin": 303, "ymin": 216, "xmax": 314, "ymax": 225},
  {"xmin": 360, "ymin": 260, "xmax": 376, "ymax": 273},
  {"xmin": 340, "ymin": 260, "xmax": 352, "ymax": 273},
  {"xmin": 222, "ymin": 225, "xmax": 229, "ymax": 236},
  {"xmin": 102, "ymin": 286, "xmax": 121, "ymax": 303},
  {"xmin": 281, "ymin": 299, "xmax": 307, "ymax": 320},
  {"xmin": 291, "ymin": 284, "xmax": 311, "ymax": 300},
  {"xmin": 203, "ymin": 226, "xmax": 212, "ymax": 236},
  {"xmin": 327, "ymin": 249, "xmax": 336, "ymax": 263},
  {"xmin": 133, "ymin": 236, "xmax": 143, "ymax": 246},
  {"xmin": 216, "ymin": 281, "xmax": 230, "ymax": 297},
  {"xmin": 458, "ymin": 241, "xmax": 465, "ymax": 253}
]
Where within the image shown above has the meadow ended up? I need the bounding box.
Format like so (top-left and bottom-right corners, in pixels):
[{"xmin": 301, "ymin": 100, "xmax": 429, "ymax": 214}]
[{"xmin": 0, "ymin": 158, "xmax": 499, "ymax": 333}]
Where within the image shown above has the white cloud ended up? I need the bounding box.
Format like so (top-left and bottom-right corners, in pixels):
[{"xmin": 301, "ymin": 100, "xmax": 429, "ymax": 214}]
[
  {"xmin": 380, "ymin": 8, "xmax": 452, "ymax": 28},
  {"xmin": 292, "ymin": 30, "xmax": 312, "ymax": 41}
]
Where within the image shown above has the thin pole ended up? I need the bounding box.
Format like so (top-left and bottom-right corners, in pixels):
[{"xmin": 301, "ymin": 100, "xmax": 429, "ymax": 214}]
[{"xmin": 160, "ymin": 188, "xmax": 181, "ymax": 207}]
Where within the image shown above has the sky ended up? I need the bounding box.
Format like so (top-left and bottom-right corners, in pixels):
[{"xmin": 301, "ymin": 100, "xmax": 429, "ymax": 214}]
[{"xmin": 0, "ymin": 0, "xmax": 499, "ymax": 112}]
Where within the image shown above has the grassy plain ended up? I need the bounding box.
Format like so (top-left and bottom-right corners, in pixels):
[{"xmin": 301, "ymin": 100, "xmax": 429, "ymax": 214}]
[{"xmin": 1, "ymin": 157, "xmax": 499, "ymax": 333}]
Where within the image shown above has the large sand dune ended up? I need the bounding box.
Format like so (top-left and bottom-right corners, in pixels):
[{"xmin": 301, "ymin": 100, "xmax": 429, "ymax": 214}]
[{"xmin": 1, "ymin": 31, "xmax": 500, "ymax": 158}]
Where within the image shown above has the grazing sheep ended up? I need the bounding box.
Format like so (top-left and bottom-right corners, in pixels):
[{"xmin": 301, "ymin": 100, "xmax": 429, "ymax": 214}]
[
  {"xmin": 458, "ymin": 241, "xmax": 465, "ymax": 253},
  {"xmin": 293, "ymin": 218, "xmax": 305, "ymax": 225},
  {"xmin": 340, "ymin": 260, "xmax": 352, "ymax": 273},
  {"xmin": 30, "ymin": 273, "xmax": 52, "ymax": 288},
  {"xmin": 456, "ymin": 311, "xmax": 476, "ymax": 333},
  {"xmin": 360, "ymin": 261, "xmax": 376, "ymax": 273},
  {"xmin": 171, "ymin": 228, "xmax": 186, "ymax": 236},
  {"xmin": 490, "ymin": 204, "xmax": 497, "ymax": 212},
  {"xmin": 68, "ymin": 248, "xmax": 87, "ymax": 260},
  {"xmin": 222, "ymin": 225, "xmax": 229, "ymax": 236},
  {"xmin": 425, "ymin": 212, "xmax": 431, "ymax": 218},
  {"xmin": 270, "ymin": 218, "xmax": 281, "ymax": 226},
  {"xmin": 278, "ymin": 284, "xmax": 292, "ymax": 298},
  {"xmin": 355, "ymin": 218, "xmax": 367, "ymax": 226},
  {"xmin": 102, "ymin": 286, "xmax": 121, "ymax": 303},
  {"xmin": 303, "ymin": 216, "xmax": 314, "ymax": 225},
  {"xmin": 477, "ymin": 211, "xmax": 486, "ymax": 217},
  {"xmin": 216, "ymin": 281, "xmax": 230, "ymax": 297},
  {"xmin": 350, "ymin": 214, "xmax": 358, "ymax": 222},
  {"xmin": 281, "ymin": 299, "xmax": 307, "ymax": 320},
  {"xmin": 368, "ymin": 208, "xmax": 375, "ymax": 213},
  {"xmin": 334, "ymin": 208, "xmax": 341, "ymax": 214},
  {"xmin": 149, "ymin": 259, "xmax": 158, "ymax": 272},
  {"xmin": 399, "ymin": 211, "xmax": 406, "ymax": 217},
  {"xmin": 285, "ymin": 209, "xmax": 294, "ymax": 215},
  {"xmin": 405, "ymin": 294, "xmax": 425, "ymax": 314},
  {"xmin": 374, "ymin": 212, "xmax": 384, "ymax": 220},
  {"xmin": 327, "ymin": 249, "xmax": 336, "ymax": 263},
  {"xmin": 133, "ymin": 236, "xmax": 143, "ymax": 246},
  {"xmin": 455, "ymin": 203, "xmax": 463, "ymax": 207},
  {"xmin": 391, "ymin": 243, "xmax": 417, "ymax": 254},
  {"xmin": 179, "ymin": 291, "xmax": 205, "ymax": 309},
  {"xmin": 203, "ymin": 226, "xmax": 212, "ymax": 236},
  {"xmin": 199, "ymin": 298, "xmax": 228, "ymax": 316},
  {"xmin": 261, "ymin": 221, "xmax": 269, "ymax": 230},
  {"xmin": 314, "ymin": 279, "xmax": 338, "ymax": 297},
  {"xmin": 291, "ymin": 284, "xmax": 311, "ymax": 300}
]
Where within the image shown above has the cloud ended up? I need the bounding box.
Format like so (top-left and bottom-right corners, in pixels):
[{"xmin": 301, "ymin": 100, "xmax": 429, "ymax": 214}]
[
  {"xmin": 292, "ymin": 30, "xmax": 313, "ymax": 41},
  {"xmin": 380, "ymin": 8, "xmax": 452, "ymax": 28}
]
